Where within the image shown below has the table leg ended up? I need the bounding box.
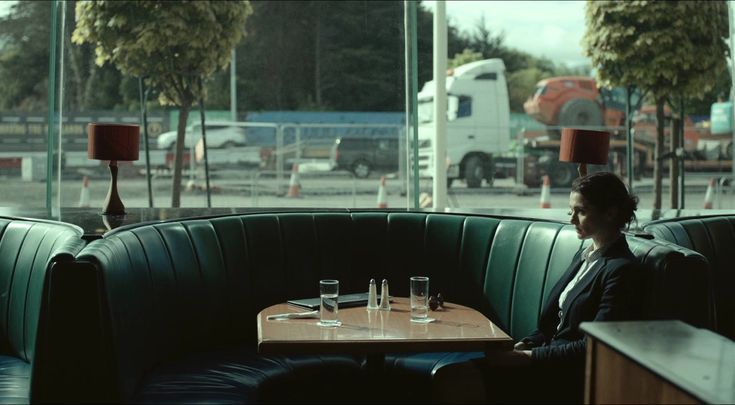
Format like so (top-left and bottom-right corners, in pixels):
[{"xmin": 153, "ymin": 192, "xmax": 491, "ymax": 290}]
[{"xmin": 366, "ymin": 353, "xmax": 385, "ymax": 376}]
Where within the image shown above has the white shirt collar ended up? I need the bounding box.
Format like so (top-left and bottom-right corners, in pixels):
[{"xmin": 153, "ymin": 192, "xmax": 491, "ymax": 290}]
[{"xmin": 582, "ymin": 234, "xmax": 621, "ymax": 262}]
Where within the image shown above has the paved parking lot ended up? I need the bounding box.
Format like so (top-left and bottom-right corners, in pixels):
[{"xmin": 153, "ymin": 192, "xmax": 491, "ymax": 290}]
[{"xmin": 2, "ymin": 167, "xmax": 732, "ymax": 212}]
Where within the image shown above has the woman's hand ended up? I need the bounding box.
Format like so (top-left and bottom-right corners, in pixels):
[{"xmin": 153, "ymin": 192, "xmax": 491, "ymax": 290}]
[
  {"xmin": 514, "ymin": 341, "xmax": 532, "ymax": 350},
  {"xmin": 486, "ymin": 349, "xmax": 533, "ymax": 367}
]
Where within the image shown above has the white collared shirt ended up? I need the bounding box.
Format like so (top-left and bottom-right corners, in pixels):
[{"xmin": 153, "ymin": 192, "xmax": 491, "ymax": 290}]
[{"xmin": 556, "ymin": 241, "xmax": 610, "ymax": 331}]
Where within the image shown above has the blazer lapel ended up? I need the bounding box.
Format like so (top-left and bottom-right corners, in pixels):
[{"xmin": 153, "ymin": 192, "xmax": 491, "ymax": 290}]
[
  {"xmin": 560, "ymin": 257, "xmax": 607, "ymax": 314},
  {"xmin": 544, "ymin": 251, "xmax": 584, "ymax": 312},
  {"xmin": 558, "ymin": 235, "xmax": 628, "ymax": 314}
]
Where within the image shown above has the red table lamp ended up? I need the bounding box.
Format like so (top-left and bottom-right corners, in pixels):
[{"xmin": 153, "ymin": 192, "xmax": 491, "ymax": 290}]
[
  {"xmin": 87, "ymin": 123, "xmax": 140, "ymax": 216},
  {"xmin": 559, "ymin": 128, "xmax": 610, "ymax": 177}
]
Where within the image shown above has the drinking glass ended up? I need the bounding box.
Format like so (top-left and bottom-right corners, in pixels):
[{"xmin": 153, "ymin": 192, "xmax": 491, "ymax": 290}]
[
  {"xmin": 410, "ymin": 276, "xmax": 433, "ymax": 323},
  {"xmin": 318, "ymin": 279, "xmax": 341, "ymax": 327}
]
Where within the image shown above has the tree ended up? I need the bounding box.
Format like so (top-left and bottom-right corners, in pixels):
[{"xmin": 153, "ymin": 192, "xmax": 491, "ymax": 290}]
[
  {"xmin": 0, "ymin": 1, "xmax": 52, "ymax": 111},
  {"xmin": 449, "ymin": 48, "xmax": 483, "ymax": 69},
  {"xmin": 73, "ymin": 0, "xmax": 252, "ymax": 207},
  {"xmin": 583, "ymin": 1, "xmax": 729, "ymax": 211}
]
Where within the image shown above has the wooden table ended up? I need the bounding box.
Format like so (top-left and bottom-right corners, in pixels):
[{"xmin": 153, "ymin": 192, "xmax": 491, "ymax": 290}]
[{"xmin": 257, "ymin": 297, "xmax": 512, "ymax": 355}]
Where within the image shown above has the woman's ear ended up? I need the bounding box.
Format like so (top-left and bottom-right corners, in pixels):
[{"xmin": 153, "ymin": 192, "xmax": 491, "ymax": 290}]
[{"xmin": 605, "ymin": 206, "xmax": 619, "ymax": 225}]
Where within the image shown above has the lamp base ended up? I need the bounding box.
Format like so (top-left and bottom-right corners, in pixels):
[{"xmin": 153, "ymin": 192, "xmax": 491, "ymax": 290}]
[
  {"xmin": 101, "ymin": 213, "xmax": 126, "ymax": 231},
  {"xmin": 102, "ymin": 161, "xmax": 126, "ymax": 216}
]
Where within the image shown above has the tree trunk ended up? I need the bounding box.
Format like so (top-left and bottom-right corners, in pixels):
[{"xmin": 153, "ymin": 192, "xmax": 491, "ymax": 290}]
[
  {"xmin": 83, "ymin": 63, "xmax": 98, "ymax": 110},
  {"xmin": 171, "ymin": 105, "xmax": 190, "ymax": 208},
  {"xmin": 653, "ymin": 97, "xmax": 665, "ymax": 211},
  {"xmin": 670, "ymin": 117, "xmax": 680, "ymax": 209}
]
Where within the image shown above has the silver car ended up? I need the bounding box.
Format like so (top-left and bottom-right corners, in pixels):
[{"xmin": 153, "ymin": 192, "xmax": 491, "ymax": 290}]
[{"xmin": 156, "ymin": 122, "xmax": 247, "ymax": 150}]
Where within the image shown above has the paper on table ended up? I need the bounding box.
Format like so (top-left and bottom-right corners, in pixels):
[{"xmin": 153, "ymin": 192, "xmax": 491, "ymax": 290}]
[{"xmin": 266, "ymin": 310, "xmax": 320, "ymax": 320}]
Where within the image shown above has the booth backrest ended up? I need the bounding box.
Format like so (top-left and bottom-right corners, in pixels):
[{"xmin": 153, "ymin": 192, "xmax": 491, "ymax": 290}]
[
  {"xmin": 644, "ymin": 215, "xmax": 735, "ymax": 339},
  {"xmin": 77, "ymin": 212, "xmax": 712, "ymax": 401},
  {"xmin": 0, "ymin": 217, "xmax": 84, "ymax": 362}
]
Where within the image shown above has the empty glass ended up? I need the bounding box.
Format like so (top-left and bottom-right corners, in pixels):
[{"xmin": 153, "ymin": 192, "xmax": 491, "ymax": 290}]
[
  {"xmin": 318, "ymin": 279, "xmax": 341, "ymax": 327},
  {"xmin": 410, "ymin": 276, "xmax": 434, "ymax": 323}
]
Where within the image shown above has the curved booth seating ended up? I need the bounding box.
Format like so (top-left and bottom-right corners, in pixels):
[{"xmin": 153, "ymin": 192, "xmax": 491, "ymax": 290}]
[
  {"xmin": 644, "ymin": 214, "xmax": 735, "ymax": 340},
  {"xmin": 74, "ymin": 212, "xmax": 712, "ymax": 403},
  {"xmin": 0, "ymin": 217, "xmax": 85, "ymax": 404}
]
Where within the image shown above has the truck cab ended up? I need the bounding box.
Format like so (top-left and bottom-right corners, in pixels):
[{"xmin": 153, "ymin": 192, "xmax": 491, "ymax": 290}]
[{"xmin": 416, "ymin": 59, "xmax": 510, "ymax": 188}]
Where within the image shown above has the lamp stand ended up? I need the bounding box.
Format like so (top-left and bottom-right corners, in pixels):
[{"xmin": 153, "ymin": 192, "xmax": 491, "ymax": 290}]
[
  {"xmin": 578, "ymin": 163, "xmax": 588, "ymax": 178},
  {"xmin": 103, "ymin": 160, "xmax": 125, "ymax": 216}
]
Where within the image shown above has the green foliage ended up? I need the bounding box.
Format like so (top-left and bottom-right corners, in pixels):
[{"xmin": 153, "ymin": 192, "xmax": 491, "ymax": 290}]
[
  {"xmin": 583, "ymin": 0, "xmax": 729, "ymax": 99},
  {"xmin": 0, "ymin": 1, "xmax": 51, "ymax": 110},
  {"xmin": 507, "ymin": 67, "xmax": 549, "ymax": 113},
  {"xmin": 72, "ymin": 0, "xmax": 251, "ymax": 108},
  {"xmin": 0, "ymin": 0, "xmax": 596, "ymax": 115},
  {"xmin": 449, "ymin": 49, "xmax": 484, "ymax": 68}
]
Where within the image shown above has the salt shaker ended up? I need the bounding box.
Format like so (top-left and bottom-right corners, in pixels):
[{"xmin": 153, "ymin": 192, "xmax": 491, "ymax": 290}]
[
  {"xmin": 379, "ymin": 279, "xmax": 391, "ymax": 311},
  {"xmin": 367, "ymin": 278, "xmax": 379, "ymax": 310}
]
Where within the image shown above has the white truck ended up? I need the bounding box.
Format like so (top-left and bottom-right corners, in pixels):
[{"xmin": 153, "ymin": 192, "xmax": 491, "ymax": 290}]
[{"xmin": 417, "ymin": 58, "xmax": 510, "ymax": 188}]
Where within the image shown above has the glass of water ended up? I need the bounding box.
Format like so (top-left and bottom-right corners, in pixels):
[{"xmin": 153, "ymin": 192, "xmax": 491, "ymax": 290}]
[
  {"xmin": 410, "ymin": 276, "xmax": 434, "ymax": 323},
  {"xmin": 318, "ymin": 279, "xmax": 341, "ymax": 327}
]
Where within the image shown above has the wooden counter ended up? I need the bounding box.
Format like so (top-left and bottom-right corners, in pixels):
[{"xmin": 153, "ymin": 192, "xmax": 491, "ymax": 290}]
[{"xmin": 581, "ymin": 320, "xmax": 734, "ymax": 404}]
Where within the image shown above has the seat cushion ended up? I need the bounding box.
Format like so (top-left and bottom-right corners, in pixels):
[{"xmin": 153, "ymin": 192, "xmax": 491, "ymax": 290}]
[
  {"xmin": 133, "ymin": 346, "xmax": 364, "ymax": 404},
  {"xmin": 0, "ymin": 356, "xmax": 30, "ymax": 404},
  {"xmin": 382, "ymin": 352, "xmax": 486, "ymax": 402}
]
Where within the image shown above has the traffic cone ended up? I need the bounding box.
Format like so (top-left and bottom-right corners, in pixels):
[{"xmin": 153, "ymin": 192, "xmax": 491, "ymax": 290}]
[
  {"xmin": 286, "ymin": 163, "xmax": 301, "ymax": 198},
  {"xmin": 703, "ymin": 178, "xmax": 715, "ymax": 209},
  {"xmin": 78, "ymin": 176, "xmax": 90, "ymax": 208},
  {"xmin": 377, "ymin": 176, "xmax": 388, "ymax": 208},
  {"xmin": 539, "ymin": 175, "xmax": 551, "ymax": 208}
]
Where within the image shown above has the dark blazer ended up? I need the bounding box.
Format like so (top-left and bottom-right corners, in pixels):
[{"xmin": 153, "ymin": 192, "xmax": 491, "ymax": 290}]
[{"xmin": 522, "ymin": 235, "xmax": 641, "ymax": 364}]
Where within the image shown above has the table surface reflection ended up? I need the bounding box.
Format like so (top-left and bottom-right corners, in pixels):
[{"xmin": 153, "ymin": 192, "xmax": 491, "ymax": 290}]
[{"xmin": 257, "ymin": 297, "xmax": 513, "ymax": 355}]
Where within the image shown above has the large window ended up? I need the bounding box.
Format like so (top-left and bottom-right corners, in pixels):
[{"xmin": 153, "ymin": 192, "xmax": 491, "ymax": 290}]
[{"xmin": 1, "ymin": 1, "xmax": 733, "ymax": 213}]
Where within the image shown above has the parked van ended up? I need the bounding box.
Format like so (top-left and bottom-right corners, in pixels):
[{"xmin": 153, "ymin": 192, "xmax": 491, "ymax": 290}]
[
  {"xmin": 330, "ymin": 136, "xmax": 399, "ymax": 178},
  {"xmin": 417, "ymin": 59, "xmax": 511, "ymax": 187}
]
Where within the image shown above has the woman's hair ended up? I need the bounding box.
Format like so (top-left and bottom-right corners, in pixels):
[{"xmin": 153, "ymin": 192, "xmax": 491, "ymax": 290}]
[{"xmin": 571, "ymin": 172, "xmax": 639, "ymax": 230}]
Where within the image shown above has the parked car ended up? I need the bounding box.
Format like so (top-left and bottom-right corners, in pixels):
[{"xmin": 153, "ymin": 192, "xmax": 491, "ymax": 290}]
[
  {"xmin": 156, "ymin": 121, "xmax": 248, "ymax": 150},
  {"xmin": 330, "ymin": 136, "xmax": 399, "ymax": 178}
]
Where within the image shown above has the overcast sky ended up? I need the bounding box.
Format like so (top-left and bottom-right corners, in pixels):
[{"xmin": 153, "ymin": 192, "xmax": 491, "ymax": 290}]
[
  {"xmin": 0, "ymin": 1, "xmax": 14, "ymax": 16},
  {"xmin": 423, "ymin": 1, "xmax": 590, "ymax": 67}
]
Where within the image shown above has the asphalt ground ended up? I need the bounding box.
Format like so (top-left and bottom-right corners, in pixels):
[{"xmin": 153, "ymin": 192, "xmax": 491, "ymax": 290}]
[{"xmin": 2, "ymin": 167, "xmax": 733, "ymax": 212}]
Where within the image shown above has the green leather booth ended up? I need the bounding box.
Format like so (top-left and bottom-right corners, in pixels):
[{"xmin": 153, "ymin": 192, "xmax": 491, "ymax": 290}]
[
  {"xmin": 644, "ymin": 214, "xmax": 735, "ymax": 340},
  {"xmin": 73, "ymin": 211, "xmax": 712, "ymax": 403},
  {"xmin": 0, "ymin": 217, "xmax": 85, "ymax": 404}
]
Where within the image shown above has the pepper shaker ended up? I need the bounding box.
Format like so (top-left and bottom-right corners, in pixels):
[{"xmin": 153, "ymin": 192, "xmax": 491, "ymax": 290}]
[{"xmin": 379, "ymin": 279, "xmax": 391, "ymax": 311}]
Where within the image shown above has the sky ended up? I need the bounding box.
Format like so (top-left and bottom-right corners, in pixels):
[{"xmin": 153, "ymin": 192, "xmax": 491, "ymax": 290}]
[
  {"xmin": 423, "ymin": 1, "xmax": 590, "ymax": 67},
  {"xmin": 0, "ymin": 1, "xmax": 13, "ymax": 16}
]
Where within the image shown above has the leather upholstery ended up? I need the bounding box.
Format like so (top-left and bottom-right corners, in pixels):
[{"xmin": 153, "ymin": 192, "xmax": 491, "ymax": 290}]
[
  {"xmin": 77, "ymin": 212, "xmax": 712, "ymax": 403},
  {"xmin": 644, "ymin": 214, "xmax": 735, "ymax": 339},
  {"xmin": 0, "ymin": 217, "xmax": 85, "ymax": 403}
]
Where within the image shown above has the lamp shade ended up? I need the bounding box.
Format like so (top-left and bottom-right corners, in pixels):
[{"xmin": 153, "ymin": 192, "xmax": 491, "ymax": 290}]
[
  {"xmin": 87, "ymin": 123, "xmax": 140, "ymax": 161},
  {"xmin": 559, "ymin": 128, "xmax": 610, "ymax": 165}
]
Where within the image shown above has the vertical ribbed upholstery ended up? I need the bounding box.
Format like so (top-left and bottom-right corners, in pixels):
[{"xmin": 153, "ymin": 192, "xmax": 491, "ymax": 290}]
[
  {"xmin": 0, "ymin": 217, "xmax": 84, "ymax": 403},
  {"xmin": 0, "ymin": 218, "xmax": 84, "ymax": 360},
  {"xmin": 645, "ymin": 215, "xmax": 735, "ymax": 339},
  {"xmin": 77, "ymin": 212, "xmax": 715, "ymax": 402}
]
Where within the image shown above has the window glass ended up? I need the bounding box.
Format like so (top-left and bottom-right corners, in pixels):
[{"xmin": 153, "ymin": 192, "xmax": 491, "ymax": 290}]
[
  {"xmin": 0, "ymin": 1, "xmax": 56, "ymax": 208},
  {"xmin": 56, "ymin": 1, "xmax": 408, "ymax": 210},
  {"xmin": 0, "ymin": 1, "xmax": 733, "ymax": 214},
  {"xmin": 457, "ymin": 96, "xmax": 472, "ymax": 118}
]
